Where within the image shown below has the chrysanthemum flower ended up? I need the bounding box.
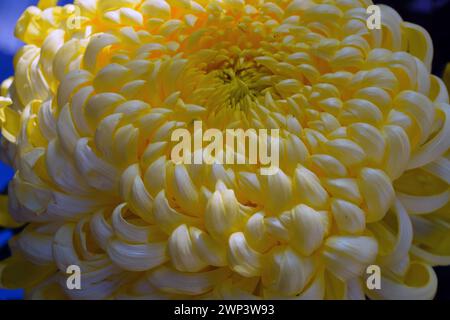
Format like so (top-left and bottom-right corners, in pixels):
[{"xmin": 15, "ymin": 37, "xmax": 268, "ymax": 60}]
[{"xmin": 1, "ymin": 0, "xmax": 450, "ymax": 300}]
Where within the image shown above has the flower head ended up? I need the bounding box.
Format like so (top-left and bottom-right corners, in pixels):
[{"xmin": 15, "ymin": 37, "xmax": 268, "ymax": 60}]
[{"xmin": 0, "ymin": 0, "xmax": 449, "ymax": 299}]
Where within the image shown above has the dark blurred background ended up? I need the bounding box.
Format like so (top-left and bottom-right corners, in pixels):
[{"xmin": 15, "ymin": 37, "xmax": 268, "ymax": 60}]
[{"xmin": 0, "ymin": 0, "xmax": 449, "ymax": 300}]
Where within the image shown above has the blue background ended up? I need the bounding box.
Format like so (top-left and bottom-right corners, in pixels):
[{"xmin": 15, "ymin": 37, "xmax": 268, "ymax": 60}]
[{"xmin": 0, "ymin": 0, "xmax": 449, "ymax": 300}]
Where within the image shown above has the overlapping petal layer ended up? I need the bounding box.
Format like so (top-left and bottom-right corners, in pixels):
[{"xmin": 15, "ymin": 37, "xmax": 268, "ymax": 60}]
[{"xmin": 0, "ymin": 0, "xmax": 449, "ymax": 299}]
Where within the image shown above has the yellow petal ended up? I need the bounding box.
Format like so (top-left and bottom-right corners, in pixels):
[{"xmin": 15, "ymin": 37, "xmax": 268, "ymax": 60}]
[
  {"xmin": 0, "ymin": 196, "xmax": 22, "ymax": 228},
  {"xmin": 0, "ymin": 255, "xmax": 55, "ymax": 289}
]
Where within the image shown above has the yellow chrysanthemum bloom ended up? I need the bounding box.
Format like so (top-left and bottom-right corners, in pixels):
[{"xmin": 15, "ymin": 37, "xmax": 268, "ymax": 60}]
[{"xmin": 1, "ymin": 0, "xmax": 450, "ymax": 300}]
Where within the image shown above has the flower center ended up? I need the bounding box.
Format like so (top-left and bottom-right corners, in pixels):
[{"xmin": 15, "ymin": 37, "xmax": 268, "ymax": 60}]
[
  {"xmin": 198, "ymin": 56, "xmax": 272, "ymax": 125},
  {"xmin": 219, "ymin": 68, "xmax": 256, "ymax": 111}
]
